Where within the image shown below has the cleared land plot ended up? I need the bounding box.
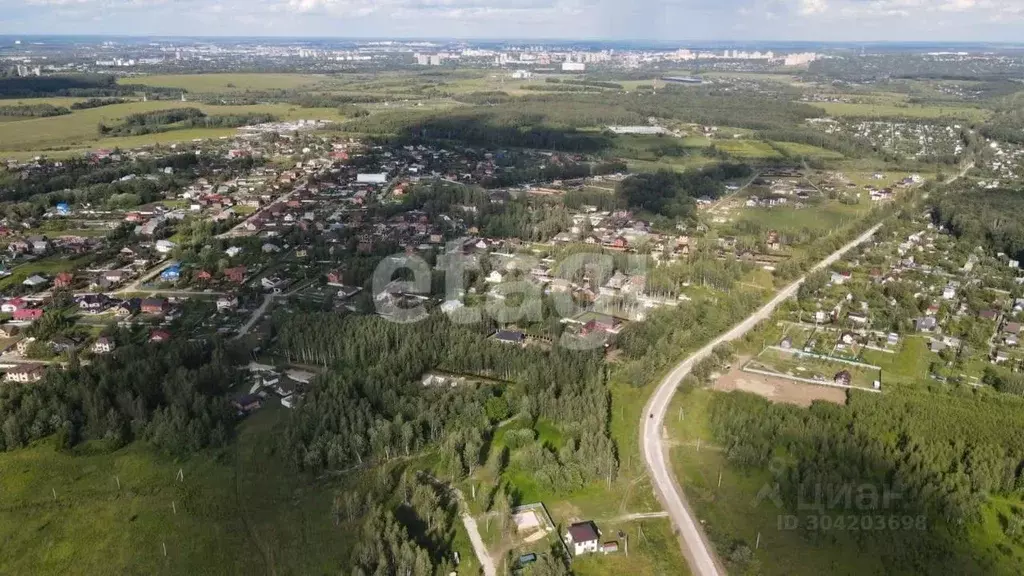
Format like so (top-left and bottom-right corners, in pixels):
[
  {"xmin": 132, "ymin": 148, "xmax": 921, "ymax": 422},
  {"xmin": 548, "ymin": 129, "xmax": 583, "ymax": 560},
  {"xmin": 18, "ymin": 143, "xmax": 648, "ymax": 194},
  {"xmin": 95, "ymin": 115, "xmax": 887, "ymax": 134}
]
[
  {"xmin": 774, "ymin": 141, "xmax": 844, "ymax": 159},
  {"xmin": 810, "ymin": 101, "xmax": 990, "ymax": 122},
  {"xmin": 715, "ymin": 357, "xmax": 847, "ymax": 406},
  {"xmin": 736, "ymin": 201, "xmax": 866, "ymax": 233},
  {"xmin": 714, "ymin": 139, "xmax": 782, "ymax": 159},
  {"xmin": 745, "ymin": 347, "xmax": 881, "ymax": 390}
]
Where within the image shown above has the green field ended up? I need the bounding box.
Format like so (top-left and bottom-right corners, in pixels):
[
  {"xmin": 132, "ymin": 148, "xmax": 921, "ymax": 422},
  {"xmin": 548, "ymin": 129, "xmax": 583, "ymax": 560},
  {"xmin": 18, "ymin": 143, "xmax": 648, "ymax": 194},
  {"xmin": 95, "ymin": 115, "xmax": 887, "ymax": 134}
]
[
  {"xmin": 810, "ymin": 101, "xmax": 990, "ymax": 122},
  {"xmin": 714, "ymin": 139, "xmax": 782, "ymax": 159},
  {"xmin": 0, "ymin": 100, "xmax": 343, "ymax": 155},
  {"xmin": 0, "ymin": 405, "xmax": 452, "ymax": 576},
  {"xmin": 774, "ymin": 141, "xmax": 845, "ymax": 159},
  {"xmin": 736, "ymin": 200, "xmax": 867, "ymax": 233},
  {"xmin": 119, "ymin": 73, "xmax": 326, "ymax": 93}
]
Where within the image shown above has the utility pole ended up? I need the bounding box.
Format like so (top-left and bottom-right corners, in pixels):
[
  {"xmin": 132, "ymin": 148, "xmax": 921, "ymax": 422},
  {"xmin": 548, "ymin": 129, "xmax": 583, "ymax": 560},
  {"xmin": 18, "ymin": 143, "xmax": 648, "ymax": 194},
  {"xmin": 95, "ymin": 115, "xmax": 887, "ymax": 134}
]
[{"xmin": 755, "ymin": 532, "xmax": 761, "ymax": 550}]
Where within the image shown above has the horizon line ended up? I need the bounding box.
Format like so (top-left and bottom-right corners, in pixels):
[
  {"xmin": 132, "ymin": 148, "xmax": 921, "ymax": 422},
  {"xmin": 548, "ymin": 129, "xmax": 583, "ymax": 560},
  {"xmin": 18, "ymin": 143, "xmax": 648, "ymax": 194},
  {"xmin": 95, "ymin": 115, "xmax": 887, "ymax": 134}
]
[{"xmin": 2, "ymin": 33, "xmax": 1024, "ymax": 47}]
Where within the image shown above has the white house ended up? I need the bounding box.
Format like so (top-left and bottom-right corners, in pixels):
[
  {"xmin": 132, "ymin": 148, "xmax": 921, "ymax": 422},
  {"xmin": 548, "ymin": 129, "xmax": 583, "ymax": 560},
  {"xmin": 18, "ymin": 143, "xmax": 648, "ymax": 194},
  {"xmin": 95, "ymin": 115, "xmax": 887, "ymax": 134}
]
[
  {"xmin": 92, "ymin": 337, "xmax": 116, "ymax": 354},
  {"xmin": 356, "ymin": 173, "xmax": 387, "ymax": 184},
  {"xmin": 155, "ymin": 239, "xmax": 176, "ymax": 254},
  {"xmin": 566, "ymin": 521, "xmax": 600, "ymax": 556},
  {"xmin": 216, "ymin": 295, "xmax": 239, "ymax": 312}
]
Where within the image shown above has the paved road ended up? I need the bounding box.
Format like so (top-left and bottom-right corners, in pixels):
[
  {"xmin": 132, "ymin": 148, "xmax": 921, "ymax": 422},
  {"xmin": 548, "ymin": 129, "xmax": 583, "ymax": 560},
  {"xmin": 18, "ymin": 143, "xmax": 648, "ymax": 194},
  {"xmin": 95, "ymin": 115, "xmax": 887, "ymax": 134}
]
[{"xmin": 641, "ymin": 222, "xmax": 884, "ymax": 576}]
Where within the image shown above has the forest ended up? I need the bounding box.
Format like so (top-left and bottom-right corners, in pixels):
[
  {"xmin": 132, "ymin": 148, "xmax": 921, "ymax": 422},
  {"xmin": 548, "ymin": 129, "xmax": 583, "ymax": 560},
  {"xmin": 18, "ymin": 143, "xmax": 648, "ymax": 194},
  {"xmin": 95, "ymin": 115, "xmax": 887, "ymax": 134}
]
[
  {"xmin": 705, "ymin": 386, "xmax": 1024, "ymax": 573},
  {"xmin": 0, "ymin": 74, "xmax": 179, "ymax": 98},
  {"xmin": 98, "ymin": 107, "xmax": 277, "ymax": 136},
  {"xmin": 932, "ymin": 187, "xmax": 1024, "ymax": 262},
  {"xmin": 616, "ymin": 163, "xmax": 752, "ymax": 219},
  {"xmin": 275, "ymin": 312, "xmax": 617, "ymax": 494},
  {"xmin": 0, "ymin": 330, "xmax": 239, "ymax": 454}
]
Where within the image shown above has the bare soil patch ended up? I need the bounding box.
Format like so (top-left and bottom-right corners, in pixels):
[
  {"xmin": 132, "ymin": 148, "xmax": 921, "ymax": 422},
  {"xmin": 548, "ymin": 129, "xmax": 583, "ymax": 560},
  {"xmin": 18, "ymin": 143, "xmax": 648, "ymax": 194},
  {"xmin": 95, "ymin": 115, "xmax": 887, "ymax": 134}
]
[{"xmin": 714, "ymin": 357, "xmax": 847, "ymax": 407}]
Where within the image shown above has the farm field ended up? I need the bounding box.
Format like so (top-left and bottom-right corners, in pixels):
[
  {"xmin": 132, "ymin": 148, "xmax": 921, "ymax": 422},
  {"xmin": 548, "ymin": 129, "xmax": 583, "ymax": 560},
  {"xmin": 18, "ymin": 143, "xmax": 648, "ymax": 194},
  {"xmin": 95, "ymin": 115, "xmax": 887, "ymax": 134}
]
[
  {"xmin": 0, "ymin": 100, "xmax": 343, "ymax": 155},
  {"xmin": 774, "ymin": 141, "xmax": 845, "ymax": 159},
  {"xmin": 0, "ymin": 405, "xmax": 389, "ymax": 576},
  {"xmin": 117, "ymin": 73, "xmax": 327, "ymax": 93},
  {"xmin": 810, "ymin": 101, "xmax": 990, "ymax": 122},
  {"xmin": 713, "ymin": 139, "xmax": 782, "ymax": 159},
  {"xmin": 735, "ymin": 200, "xmax": 868, "ymax": 233}
]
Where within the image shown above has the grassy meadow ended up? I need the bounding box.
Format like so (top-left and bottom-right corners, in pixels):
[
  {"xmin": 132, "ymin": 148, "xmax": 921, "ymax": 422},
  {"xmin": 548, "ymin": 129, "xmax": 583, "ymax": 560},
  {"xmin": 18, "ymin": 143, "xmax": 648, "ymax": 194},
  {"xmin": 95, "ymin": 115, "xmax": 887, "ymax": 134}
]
[
  {"xmin": 810, "ymin": 101, "xmax": 990, "ymax": 122},
  {"xmin": 0, "ymin": 405, "xmax": 393, "ymax": 576},
  {"xmin": 0, "ymin": 100, "xmax": 344, "ymax": 156},
  {"xmin": 118, "ymin": 73, "xmax": 327, "ymax": 93}
]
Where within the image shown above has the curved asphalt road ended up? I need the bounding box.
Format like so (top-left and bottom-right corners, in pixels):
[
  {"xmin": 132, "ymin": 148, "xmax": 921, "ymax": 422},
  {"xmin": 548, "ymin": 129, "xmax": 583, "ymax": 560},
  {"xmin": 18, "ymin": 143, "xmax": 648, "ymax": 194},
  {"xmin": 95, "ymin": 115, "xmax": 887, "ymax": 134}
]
[{"xmin": 641, "ymin": 222, "xmax": 884, "ymax": 576}]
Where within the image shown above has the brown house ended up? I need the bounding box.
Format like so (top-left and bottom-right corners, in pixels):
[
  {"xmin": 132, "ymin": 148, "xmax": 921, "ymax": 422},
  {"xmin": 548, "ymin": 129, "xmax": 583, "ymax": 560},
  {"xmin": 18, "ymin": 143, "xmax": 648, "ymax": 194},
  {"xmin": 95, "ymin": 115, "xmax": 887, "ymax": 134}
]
[{"xmin": 223, "ymin": 266, "xmax": 247, "ymax": 284}]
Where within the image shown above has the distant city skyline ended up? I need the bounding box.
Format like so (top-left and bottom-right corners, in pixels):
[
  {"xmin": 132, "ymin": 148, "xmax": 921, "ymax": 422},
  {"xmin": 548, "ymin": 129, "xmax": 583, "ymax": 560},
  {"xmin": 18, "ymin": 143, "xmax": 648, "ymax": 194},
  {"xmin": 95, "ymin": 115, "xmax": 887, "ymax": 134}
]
[
  {"xmin": 3, "ymin": 0, "xmax": 1024, "ymax": 44},
  {"xmin": 2, "ymin": 0, "xmax": 1024, "ymax": 43}
]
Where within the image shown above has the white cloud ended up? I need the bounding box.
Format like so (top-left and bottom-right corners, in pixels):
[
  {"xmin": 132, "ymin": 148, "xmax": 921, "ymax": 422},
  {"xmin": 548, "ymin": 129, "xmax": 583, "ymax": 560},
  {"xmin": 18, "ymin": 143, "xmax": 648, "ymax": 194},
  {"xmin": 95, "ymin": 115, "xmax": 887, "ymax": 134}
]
[{"xmin": 798, "ymin": 0, "xmax": 827, "ymax": 14}]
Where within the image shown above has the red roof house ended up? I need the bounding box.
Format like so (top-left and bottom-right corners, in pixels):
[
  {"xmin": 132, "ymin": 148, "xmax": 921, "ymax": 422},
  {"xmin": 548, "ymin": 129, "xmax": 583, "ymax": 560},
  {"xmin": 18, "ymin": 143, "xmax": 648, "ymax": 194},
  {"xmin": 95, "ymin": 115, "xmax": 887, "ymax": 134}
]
[
  {"xmin": 13, "ymin": 308, "xmax": 44, "ymax": 321},
  {"xmin": 224, "ymin": 266, "xmax": 247, "ymax": 284}
]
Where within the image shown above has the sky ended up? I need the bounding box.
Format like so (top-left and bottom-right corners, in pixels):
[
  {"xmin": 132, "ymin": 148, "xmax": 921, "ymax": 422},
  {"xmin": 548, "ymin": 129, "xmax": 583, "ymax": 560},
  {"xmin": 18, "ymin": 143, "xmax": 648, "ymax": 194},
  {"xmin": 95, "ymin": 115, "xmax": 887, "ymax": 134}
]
[{"xmin": 2, "ymin": 0, "xmax": 1024, "ymax": 43}]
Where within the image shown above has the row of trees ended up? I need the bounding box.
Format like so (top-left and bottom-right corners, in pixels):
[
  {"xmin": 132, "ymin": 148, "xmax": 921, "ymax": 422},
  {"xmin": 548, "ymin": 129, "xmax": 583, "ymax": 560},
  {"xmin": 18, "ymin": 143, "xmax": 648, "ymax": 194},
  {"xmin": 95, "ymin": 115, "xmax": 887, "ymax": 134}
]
[
  {"xmin": 0, "ymin": 103, "xmax": 70, "ymax": 117},
  {"xmin": 99, "ymin": 107, "xmax": 276, "ymax": 136},
  {"xmin": 0, "ymin": 74, "xmax": 179, "ymax": 98}
]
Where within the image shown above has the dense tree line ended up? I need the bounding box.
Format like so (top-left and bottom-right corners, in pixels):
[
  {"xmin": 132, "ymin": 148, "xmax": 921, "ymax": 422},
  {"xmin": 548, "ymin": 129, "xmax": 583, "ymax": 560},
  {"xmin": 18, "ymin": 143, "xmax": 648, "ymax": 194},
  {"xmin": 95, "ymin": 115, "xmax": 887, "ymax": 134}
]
[
  {"xmin": 705, "ymin": 386, "xmax": 1024, "ymax": 572},
  {"xmin": 0, "ymin": 333, "xmax": 238, "ymax": 454},
  {"xmin": 932, "ymin": 188, "xmax": 1024, "ymax": 262},
  {"xmin": 546, "ymin": 78, "xmax": 625, "ymax": 90},
  {"xmin": 99, "ymin": 107, "xmax": 276, "ymax": 136},
  {"xmin": 0, "ymin": 74, "xmax": 178, "ymax": 98},
  {"xmin": 337, "ymin": 470, "xmax": 462, "ymax": 576},
  {"xmin": 616, "ymin": 163, "xmax": 752, "ymax": 219},
  {"xmin": 276, "ymin": 313, "xmax": 617, "ymax": 491},
  {"xmin": 0, "ymin": 103, "xmax": 70, "ymax": 117},
  {"xmin": 70, "ymin": 97, "xmax": 128, "ymax": 110}
]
